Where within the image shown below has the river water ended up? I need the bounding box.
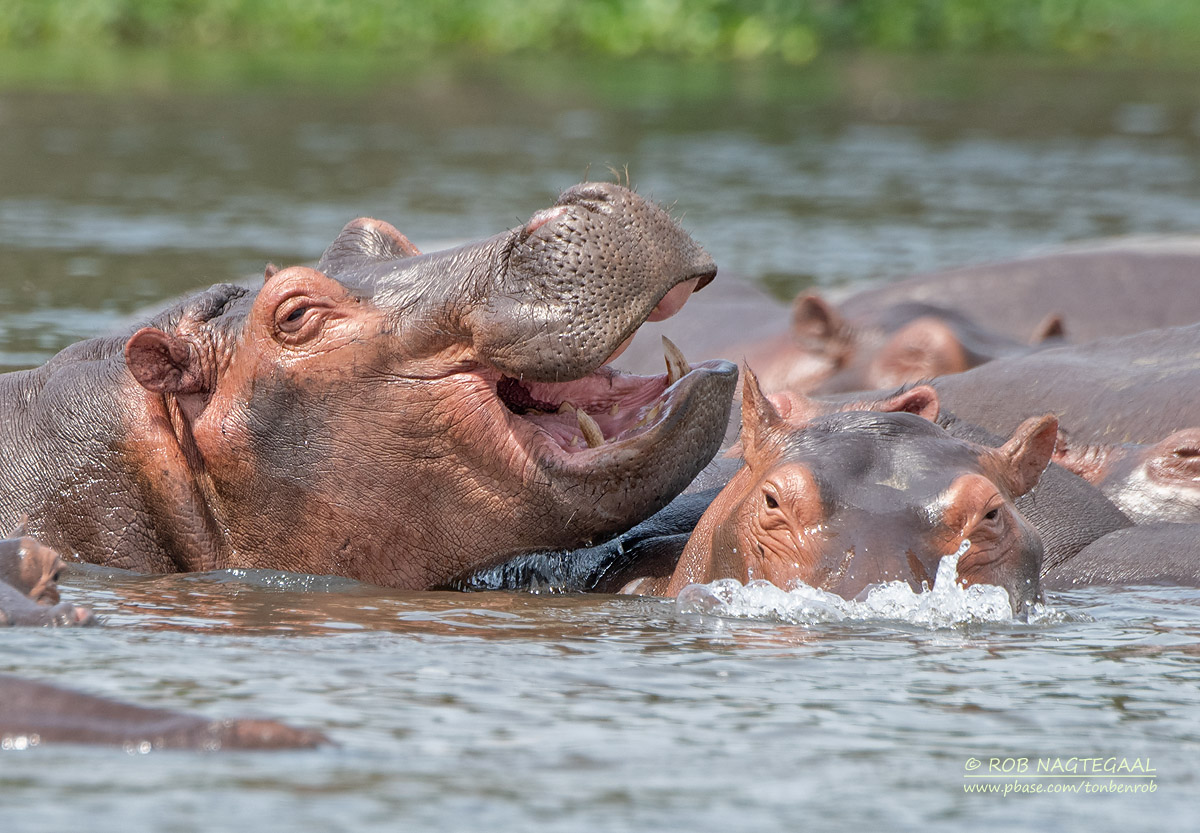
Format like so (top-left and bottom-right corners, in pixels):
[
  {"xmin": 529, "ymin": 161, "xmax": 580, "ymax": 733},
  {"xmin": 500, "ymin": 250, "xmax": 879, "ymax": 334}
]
[{"xmin": 2, "ymin": 54, "xmax": 1200, "ymax": 830}]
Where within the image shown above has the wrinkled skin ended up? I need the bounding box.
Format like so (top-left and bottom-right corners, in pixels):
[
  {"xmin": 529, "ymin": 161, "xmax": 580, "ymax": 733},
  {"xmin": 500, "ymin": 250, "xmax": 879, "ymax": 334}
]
[
  {"xmin": 740, "ymin": 238, "xmax": 1200, "ymax": 395},
  {"xmin": 0, "ymin": 675, "xmax": 328, "ymax": 750},
  {"xmin": 0, "ymin": 527, "xmax": 94, "ymax": 627},
  {"xmin": 1054, "ymin": 428, "xmax": 1200, "ymax": 524},
  {"xmin": 624, "ymin": 373, "xmax": 1056, "ymax": 614},
  {"xmin": 0, "ymin": 183, "xmax": 736, "ymax": 588}
]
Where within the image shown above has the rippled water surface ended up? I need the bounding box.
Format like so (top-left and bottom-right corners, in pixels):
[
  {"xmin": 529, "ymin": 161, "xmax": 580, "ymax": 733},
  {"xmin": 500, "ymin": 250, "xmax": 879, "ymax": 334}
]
[{"xmin": 3, "ymin": 55, "xmax": 1200, "ymax": 830}]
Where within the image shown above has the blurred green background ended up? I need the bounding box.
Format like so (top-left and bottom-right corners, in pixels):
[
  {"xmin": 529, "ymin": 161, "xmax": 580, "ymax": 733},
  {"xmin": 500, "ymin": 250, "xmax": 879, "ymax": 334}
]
[{"xmin": 4, "ymin": 0, "xmax": 1200, "ymax": 90}]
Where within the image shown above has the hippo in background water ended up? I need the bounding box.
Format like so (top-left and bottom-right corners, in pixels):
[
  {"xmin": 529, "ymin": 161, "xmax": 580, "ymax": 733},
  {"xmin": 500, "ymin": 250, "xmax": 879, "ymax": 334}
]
[
  {"xmin": 621, "ymin": 372, "xmax": 1058, "ymax": 614},
  {"xmin": 0, "ymin": 527, "xmax": 94, "ymax": 627},
  {"xmin": 736, "ymin": 238, "xmax": 1200, "ymax": 395},
  {"xmin": 1053, "ymin": 428, "xmax": 1200, "ymax": 524},
  {"xmin": 0, "ymin": 534, "xmax": 326, "ymax": 749},
  {"xmin": 0, "ymin": 183, "xmax": 736, "ymax": 589}
]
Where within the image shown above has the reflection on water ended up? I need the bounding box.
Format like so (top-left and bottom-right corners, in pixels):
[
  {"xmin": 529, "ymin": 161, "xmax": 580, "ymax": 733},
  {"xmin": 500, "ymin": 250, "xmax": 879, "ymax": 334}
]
[{"xmin": 4, "ymin": 55, "xmax": 1200, "ymax": 830}]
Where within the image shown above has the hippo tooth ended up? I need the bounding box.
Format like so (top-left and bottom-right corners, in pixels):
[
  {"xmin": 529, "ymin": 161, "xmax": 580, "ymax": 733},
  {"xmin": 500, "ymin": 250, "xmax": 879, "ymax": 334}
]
[
  {"xmin": 662, "ymin": 336, "xmax": 690, "ymax": 387},
  {"xmin": 557, "ymin": 401, "xmax": 576, "ymax": 415},
  {"xmin": 576, "ymin": 409, "xmax": 605, "ymax": 448}
]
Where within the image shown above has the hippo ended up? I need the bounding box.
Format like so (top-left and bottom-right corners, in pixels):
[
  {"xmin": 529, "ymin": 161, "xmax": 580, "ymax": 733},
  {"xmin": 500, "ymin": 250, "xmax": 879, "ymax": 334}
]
[
  {"xmin": 1044, "ymin": 523, "xmax": 1200, "ymax": 588},
  {"xmin": 457, "ymin": 376, "xmax": 1132, "ymax": 592},
  {"xmin": 739, "ymin": 238, "xmax": 1200, "ymax": 395},
  {"xmin": 619, "ymin": 372, "xmax": 1058, "ymax": 614},
  {"xmin": 741, "ymin": 294, "xmax": 1062, "ymax": 395},
  {"xmin": 0, "ymin": 527, "xmax": 94, "ymax": 627},
  {"xmin": 1053, "ymin": 428, "xmax": 1200, "ymax": 524},
  {"xmin": 0, "ymin": 675, "xmax": 328, "ymax": 750},
  {"xmin": 0, "ymin": 183, "xmax": 736, "ymax": 589},
  {"xmin": 0, "ymin": 534, "xmax": 325, "ymax": 749},
  {"xmin": 921, "ymin": 323, "xmax": 1200, "ymax": 446}
]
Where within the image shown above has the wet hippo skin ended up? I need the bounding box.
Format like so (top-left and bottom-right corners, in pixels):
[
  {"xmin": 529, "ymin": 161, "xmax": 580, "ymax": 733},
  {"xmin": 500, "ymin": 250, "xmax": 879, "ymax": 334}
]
[{"xmin": 0, "ymin": 183, "xmax": 736, "ymax": 589}]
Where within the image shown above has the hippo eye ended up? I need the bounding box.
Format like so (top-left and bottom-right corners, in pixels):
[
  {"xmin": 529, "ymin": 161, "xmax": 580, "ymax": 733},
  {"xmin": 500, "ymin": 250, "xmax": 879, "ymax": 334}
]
[
  {"xmin": 275, "ymin": 299, "xmax": 323, "ymax": 340},
  {"xmin": 763, "ymin": 491, "xmax": 779, "ymax": 510},
  {"xmin": 983, "ymin": 507, "xmax": 1000, "ymax": 522}
]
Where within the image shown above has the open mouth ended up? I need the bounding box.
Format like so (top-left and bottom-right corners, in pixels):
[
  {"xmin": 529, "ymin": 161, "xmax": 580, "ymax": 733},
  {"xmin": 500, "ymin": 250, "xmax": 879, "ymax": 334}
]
[
  {"xmin": 471, "ymin": 277, "xmax": 734, "ymax": 460},
  {"xmin": 491, "ymin": 336, "xmax": 724, "ymax": 454}
]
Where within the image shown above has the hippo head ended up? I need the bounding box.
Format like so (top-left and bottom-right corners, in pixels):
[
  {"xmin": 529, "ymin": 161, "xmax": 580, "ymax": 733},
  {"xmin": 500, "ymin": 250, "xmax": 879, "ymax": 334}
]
[
  {"xmin": 0, "ymin": 524, "xmax": 65, "ymax": 605},
  {"xmin": 665, "ymin": 372, "xmax": 1057, "ymax": 613},
  {"xmin": 121, "ymin": 183, "xmax": 736, "ymax": 587},
  {"xmin": 750, "ymin": 293, "xmax": 1065, "ymax": 395},
  {"xmin": 1054, "ymin": 427, "xmax": 1200, "ymax": 524}
]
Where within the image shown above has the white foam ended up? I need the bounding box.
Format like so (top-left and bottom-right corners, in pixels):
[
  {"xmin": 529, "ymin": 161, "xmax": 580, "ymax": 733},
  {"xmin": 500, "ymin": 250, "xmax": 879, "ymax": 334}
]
[{"xmin": 675, "ymin": 540, "xmax": 1028, "ymax": 628}]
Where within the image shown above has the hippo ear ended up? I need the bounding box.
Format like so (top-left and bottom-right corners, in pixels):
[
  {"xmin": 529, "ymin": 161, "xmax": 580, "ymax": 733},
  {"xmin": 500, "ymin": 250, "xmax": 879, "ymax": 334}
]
[
  {"xmin": 1031, "ymin": 313, "xmax": 1066, "ymax": 343},
  {"xmin": 990, "ymin": 414, "xmax": 1059, "ymax": 497},
  {"xmin": 853, "ymin": 384, "xmax": 941, "ymax": 422},
  {"xmin": 7, "ymin": 515, "xmax": 28, "ymax": 539},
  {"xmin": 740, "ymin": 367, "xmax": 789, "ymax": 465},
  {"xmin": 868, "ymin": 317, "xmax": 969, "ymax": 388},
  {"xmin": 125, "ymin": 328, "xmax": 208, "ymax": 395},
  {"xmin": 317, "ymin": 218, "xmax": 421, "ymax": 277},
  {"xmin": 792, "ymin": 294, "xmax": 849, "ymax": 356}
]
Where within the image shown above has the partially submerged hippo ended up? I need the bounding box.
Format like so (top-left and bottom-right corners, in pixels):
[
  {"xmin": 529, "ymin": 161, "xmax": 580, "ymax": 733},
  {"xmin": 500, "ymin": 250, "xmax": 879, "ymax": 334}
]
[
  {"xmin": 741, "ymin": 294, "xmax": 1062, "ymax": 395},
  {"xmin": 1044, "ymin": 523, "xmax": 1200, "ymax": 588},
  {"xmin": 459, "ymin": 376, "xmax": 1130, "ymax": 592},
  {"xmin": 0, "ymin": 183, "xmax": 736, "ymax": 588},
  {"xmin": 740, "ymin": 238, "xmax": 1200, "ymax": 395},
  {"xmin": 1054, "ymin": 428, "xmax": 1200, "ymax": 524},
  {"xmin": 622, "ymin": 373, "xmax": 1058, "ymax": 614},
  {"xmin": 0, "ymin": 527, "xmax": 94, "ymax": 627},
  {"xmin": 924, "ymin": 323, "xmax": 1200, "ymax": 446},
  {"xmin": 0, "ymin": 675, "xmax": 328, "ymax": 750},
  {"xmin": 0, "ymin": 534, "xmax": 324, "ymax": 749}
]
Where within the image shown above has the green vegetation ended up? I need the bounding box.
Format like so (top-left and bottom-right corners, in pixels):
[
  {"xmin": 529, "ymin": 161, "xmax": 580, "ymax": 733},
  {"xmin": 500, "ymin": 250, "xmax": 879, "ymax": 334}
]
[{"xmin": 3, "ymin": 0, "xmax": 1200, "ymax": 65}]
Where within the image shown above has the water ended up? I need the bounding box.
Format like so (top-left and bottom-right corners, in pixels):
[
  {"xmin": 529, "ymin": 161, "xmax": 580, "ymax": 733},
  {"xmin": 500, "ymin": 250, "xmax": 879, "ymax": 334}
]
[{"xmin": 3, "ymin": 54, "xmax": 1200, "ymax": 830}]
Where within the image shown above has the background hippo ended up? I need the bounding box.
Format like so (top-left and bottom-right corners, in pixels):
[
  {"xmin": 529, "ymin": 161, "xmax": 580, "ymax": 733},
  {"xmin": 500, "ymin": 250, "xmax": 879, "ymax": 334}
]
[
  {"xmin": 0, "ymin": 533, "xmax": 323, "ymax": 748},
  {"xmin": 921, "ymin": 323, "xmax": 1200, "ymax": 446},
  {"xmin": 623, "ymin": 373, "xmax": 1058, "ymax": 614},
  {"xmin": 0, "ymin": 675, "xmax": 328, "ymax": 750},
  {"xmin": 0, "ymin": 528, "xmax": 94, "ymax": 627},
  {"xmin": 732, "ymin": 239, "xmax": 1200, "ymax": 395},
  {"xmin": 0, "ymin": 183, "xmax": 736, "ymax": 589},
  {"xmin": 1053, "ymin": 428, "xmax": 1200, "ymax": 524}
]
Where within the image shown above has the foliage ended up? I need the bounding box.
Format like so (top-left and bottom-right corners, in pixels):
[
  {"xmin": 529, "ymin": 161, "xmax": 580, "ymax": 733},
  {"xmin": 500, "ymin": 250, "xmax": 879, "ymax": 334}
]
[{"xmin": 1, "ymin": 0, "xmax": 1199, "ymax": 64}]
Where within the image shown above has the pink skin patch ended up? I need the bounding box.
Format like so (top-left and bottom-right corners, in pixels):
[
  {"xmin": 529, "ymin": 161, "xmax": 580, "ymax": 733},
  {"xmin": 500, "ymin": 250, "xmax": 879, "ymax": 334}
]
[
  {"xmin": 524, "ymin": 205, "xmax": 570, "ymax": 235},
  {"xmin": 648, "ymin": 278, "xmax": 700, "ymax": 322}
]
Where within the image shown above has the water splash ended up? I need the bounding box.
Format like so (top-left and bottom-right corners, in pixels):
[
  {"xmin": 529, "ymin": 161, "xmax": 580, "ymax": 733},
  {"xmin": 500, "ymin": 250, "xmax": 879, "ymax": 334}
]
[{"xmin": 675, "ymin": 540, "xmax": 1029, "ymax": 628}]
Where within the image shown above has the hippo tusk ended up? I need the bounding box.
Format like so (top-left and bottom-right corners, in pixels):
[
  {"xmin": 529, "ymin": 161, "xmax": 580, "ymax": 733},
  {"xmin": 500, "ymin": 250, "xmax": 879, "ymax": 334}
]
[
  {"xmin": 576, "ymin": 409, "xmax": 606, "ymax": 448},
  {"xmin": 663, "ymin": 336, "xmax": 690, "ymax": 387}
]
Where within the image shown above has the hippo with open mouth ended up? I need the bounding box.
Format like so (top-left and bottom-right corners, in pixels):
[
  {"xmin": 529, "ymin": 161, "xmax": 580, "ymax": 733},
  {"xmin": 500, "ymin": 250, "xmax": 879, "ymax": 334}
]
[{"xmin": 0, "ymin": 183, "xmax": 736, "ymax": 588}]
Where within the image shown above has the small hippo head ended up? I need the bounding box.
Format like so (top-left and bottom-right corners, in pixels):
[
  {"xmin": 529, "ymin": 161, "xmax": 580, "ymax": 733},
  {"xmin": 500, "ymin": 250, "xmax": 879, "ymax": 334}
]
[
  {"xmin": 0, "ymin": 524, "xmax": 64, "ymax": 605},
  {"xmin": 120, "ymin": 183, "xmax": 736, "ymax": 587},
  {"xmin": 1054, "ymin": 427, "xmax": 1200, "ymax": 524},
  {"xmin": 749, "ymin": 293, "xmax": 1065, "ymax": 395},
  {"xmin": 666, "ymin": 371, "xmax": 1058, "ymax": 613}
]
